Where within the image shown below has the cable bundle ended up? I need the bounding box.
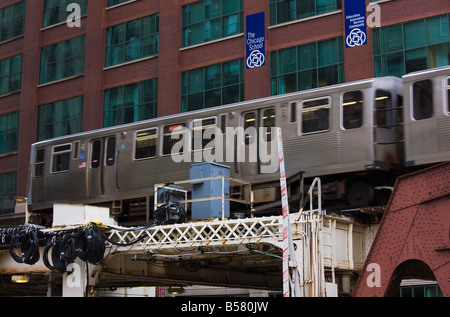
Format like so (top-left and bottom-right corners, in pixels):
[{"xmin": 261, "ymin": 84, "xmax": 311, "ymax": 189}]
[
  {"xmin": 43, "ymin": 226, "xmax": 106, "ymax": 273},
  {"xmin": 74, "ymin": 226, "xmax": 105, "ymax": 265},
  {"xmin": 43, "ymin": 234, "xmax": 77, "ymax": 273},
  {"xmin": 9, "ymin": 229, "xmax": 41, "ymax": 265},
  {"xmin": 4, "ymin": 219, "xmax": 171, "ymax": 273},
  {"xmin": 153, "ymin": 201, "xmax": 187, "ymax": 225}
]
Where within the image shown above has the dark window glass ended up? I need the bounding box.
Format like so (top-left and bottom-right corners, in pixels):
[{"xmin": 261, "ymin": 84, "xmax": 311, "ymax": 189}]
[
  {"xmin": 343, "ymin": 91, "xmax": 363, "ymax": 129},
  {"xmin": 413, "ymin": 80, "xmax": 433, "ymax": 120},
  {"xmin": 91, "ymin": 140, "xmax": 101, "ymax": 168}
]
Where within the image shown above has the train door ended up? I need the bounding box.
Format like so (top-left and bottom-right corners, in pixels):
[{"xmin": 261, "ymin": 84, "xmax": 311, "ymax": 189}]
[
  {"xmin": 89, "ymin": 136, "xmax": 118, "ymax": 196},
  {"xmin": 240, "ymin": 108, "xmax": 276, "ymax": 177},
  {"xmin": 373, "ymin": 89, "xmax": 404, "ymax": 166}
]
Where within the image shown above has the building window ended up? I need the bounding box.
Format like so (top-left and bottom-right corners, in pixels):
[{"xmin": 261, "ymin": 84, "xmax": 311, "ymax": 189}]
[
  {"xmin": 43, "ymin": 0, "xmax": 87, "ymax": 28},
  {"xmin": 400, "ymin": 284, "xmax": 444, "ymax": 297},
  {"xmin": 373, "ymin": 14, "xmax": 450, "ymax": 77},
  {"xmin": 0, "ymin": 172, "xmax": 16, "ymax": 215},
  {"xmin": 104, "ymin": 78, "xmax": 158, "ymax": 127},
  {"xmin": 0, "ymin": 1, "xmax": 25, "ymax": 42},
  {"xmin": 181, "ymin": 59, "xmax": 244, "ymax": 112},
  {"xmin": 0, "ymin": 54, "xmax": 22, "ymax": 95},
  {"xmin": 39, "ymin": 35, "xmax": 86, "ymax": 84},
  {"xmin": 37, "ymin": 96, "xmax": 83, "ymax": 141},
  {"xmin": 105, "ymin": 14, "xmax": 159, "ymax": 67},
  {"xmin": 0, "ymin": 111, "xmax": 19, "ymax": 155},
  {"xmin": 271, "ymin": 37, "xmax": 344, "ymax": 95},
  {"xmin": 269, "ymin": 0, "xmax": 341, "ymax": 26},
  {"xmin": 182, "ymin": 0, "xmax": 244, "ymax": 47}
]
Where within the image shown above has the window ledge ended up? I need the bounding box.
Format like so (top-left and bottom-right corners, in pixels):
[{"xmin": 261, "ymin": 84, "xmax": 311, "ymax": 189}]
[
  {"xmin": 268, "ymin": 10, "xmax": 342, "ymax": 30},
  {"xmin": 106, "ymin": 0, "xmax": 139, "ymax": 10},
  {"xmin": 0, "ymin": 151, "xmax": 18, "ymax": 159},
  {"xmin": 0, "ymin": 90, "xmax": 21, "ymax": 99},
  {"xmin": 103, "ymin": 54, "xmax": 158, "ymax": 71},
  {"xmin": 0, "ymin": 34, "xmax": 24, "ymax": 45},
  {"xmin": 180, "ymin": 33, "xmax": 244, "ymax": 51},
  {"xmin": 41, "ymin": 15, "xmax": 87, "ymax": 31},
  {"xmin": 37, "ymin": 74, "xmax": 85, "ymax": 88}
]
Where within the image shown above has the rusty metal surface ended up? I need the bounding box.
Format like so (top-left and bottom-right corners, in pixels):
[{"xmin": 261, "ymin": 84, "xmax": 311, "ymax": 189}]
[{"xmin": 353, "ymin": 161, "xmax": 450, "ymax": 297}]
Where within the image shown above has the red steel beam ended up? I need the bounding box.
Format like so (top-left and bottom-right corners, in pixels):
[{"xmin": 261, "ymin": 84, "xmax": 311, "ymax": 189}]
[{"xmin": 353, "ymin": 161, "xmax": 450, "ymax": 297}]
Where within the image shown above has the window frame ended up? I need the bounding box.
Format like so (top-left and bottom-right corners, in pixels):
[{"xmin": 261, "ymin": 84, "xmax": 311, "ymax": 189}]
[
  {"xmin": 0, "ymin": 54, "xmax": 22, "ymax": 95},
  {"xmin": 105, "ymin": 13, "xmax": 159, "ymax": 67},
  {"xmin": 162, "ymin": 123, "xmax": 187, "ymax": 156},
  {"xmin": 39, "ymin": 35, "xmax": 86, "ymax": 84},
  {"xmin": 34, "ymin": 148, "xmax": 46, "ymax": 177},
  {"xmin": 182, "ymin": 0, "xmax": 244, "ymax": 48},
  {"xmin": 0, "ymin": 1, "xmax": 25, "ymax": 42},
  {"xmin": 134, "ymin": 127, "xmax": 158, "ymax": 160},
  {"xmin": 42, "ymin": 0, "xmax": 87, "ymax": 28},
  {"xmin": 0, "ymin": 110, "xmax": 19, "ymax": 155},
  {"xmin": 299, "ymin": 96, "xmax": 332, "ymax": 135},
  {"xmin": 411, "ymin": 79, "xmax": 434, "ymax": 121},
  {"xmin": 51, "ymin": 143, "xmax": 72, "ymax": 174},
  {"xmin": 191, "ymin": 116, "xmax": 218, "ymax": 151},
  {"xmin": 341, "ymin": 90, "xmax": 364, "ymax": 130},
  {"xmin": 37, "ymin": 95, "xmax": 84, "ymax": 142}
]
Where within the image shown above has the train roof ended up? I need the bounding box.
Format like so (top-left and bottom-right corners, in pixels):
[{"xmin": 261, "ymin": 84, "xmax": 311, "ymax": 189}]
[{"xmin": 402, "ymin": 65, "xmax": 450, "ymax": 82}]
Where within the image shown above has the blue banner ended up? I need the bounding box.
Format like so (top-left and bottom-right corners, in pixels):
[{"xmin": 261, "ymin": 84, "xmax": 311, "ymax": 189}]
[
  {"xmin": 344, "ymin": 0, "xmax": 367, "ymax": 47},
  {"xmin": 246, "ymin": 12, "xmax": 265, "ymax": 69}
]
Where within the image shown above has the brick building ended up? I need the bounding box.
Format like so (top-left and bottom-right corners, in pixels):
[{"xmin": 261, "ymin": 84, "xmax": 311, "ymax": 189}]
[{"xmin": 0, "ymin": 0, "xmax": 448, "ymax": 223}]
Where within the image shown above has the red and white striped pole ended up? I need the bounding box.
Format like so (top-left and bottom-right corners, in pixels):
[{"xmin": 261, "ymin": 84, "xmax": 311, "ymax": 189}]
[{"xmin": 277, "ymin": 128, "xmax": 302, "ymax": 297}]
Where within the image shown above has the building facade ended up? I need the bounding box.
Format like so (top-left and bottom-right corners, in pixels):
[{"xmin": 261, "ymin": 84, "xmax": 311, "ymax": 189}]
[{"xmin": 0, "ymin": 0, "xmax": 449, "ymax": 221}]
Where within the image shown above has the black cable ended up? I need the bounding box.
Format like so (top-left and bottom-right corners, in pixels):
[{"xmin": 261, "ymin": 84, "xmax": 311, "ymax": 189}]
[
  {"xmin": 9, "ymin": 229, "xmax": 40, "ymax": 265},
  {"xmin": 74, "ymin": 226, "xmax": 105, "ymax": 265},
  {"xmin": 42, "ymin": 232, "xmax": 77, "ymax": 273},
  {"xmin": 154, "ymin": 201, "xmax": 187, "ymax": 225}
]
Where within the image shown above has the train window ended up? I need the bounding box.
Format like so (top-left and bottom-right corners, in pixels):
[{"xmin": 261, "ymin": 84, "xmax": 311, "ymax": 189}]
[
  {"xmin": 262, "ymin": 108, "xmax": 276, "ymax": 141},
  {"xmin": 375, "ymin": 90, "xmax": 395, "ymax": 127},
  {"xmin": 192, "ymin": 117, "xmax": 217, "ymax": 150},
  {"xmin": 35, "ymin": 149, "xmax": 45, "ymax": 177},
  {"xmin": 135, "ymin": 128, "xmax": 157, "ymax": 160},
  {"xmin": 73, "ymin": 141, "xmax": 79, "ymax": 159},
  {"xmin": 106, "ymin": 137, "xmax": 116, "ymax": 166},
  {"xmin": 163, "ymin": 123, "xmax": 187, "ymax": 155},
  {"xmin": 51, "ymin": 144, "xmax": 71, "ymax": 173},
  {"xmin": 244, "ymin": 112, "xmax": 257, "ymax": 144},
  {"xmin": 412, "ymin": 80, "xmax": 433, "ymax": 120},
  {"xmin": 220, "ymin": 114, "xmax": 226, "ymax": 133},
  {"xmin": 301, "ymin": 97, "xmax": 330, "ymax": 134},
  {"xmin": 290, "ymin": 102, "xmax": 296, "ymax": 123},
  {"xmin": 91, "ymin": 140, "xmax": 101, "ymax": 168},
  {"xmin": 342, "ymin": 91, "xmax": 363, "ymax": 129}
]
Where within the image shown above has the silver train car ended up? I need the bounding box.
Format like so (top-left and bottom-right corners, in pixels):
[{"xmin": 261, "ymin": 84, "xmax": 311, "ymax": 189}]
[
  {"xmin": 403, "ymin": 66, "xmax": 450, "ymax": 167},
  {"xmin": 28, "ymin": 69, "xmax": 445, "ymax": 221}
]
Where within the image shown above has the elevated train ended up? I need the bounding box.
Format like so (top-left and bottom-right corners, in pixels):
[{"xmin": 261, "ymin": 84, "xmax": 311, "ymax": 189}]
[{"xmin": 27, "ymin": 66, "xmax": 450, "ymax": 223}]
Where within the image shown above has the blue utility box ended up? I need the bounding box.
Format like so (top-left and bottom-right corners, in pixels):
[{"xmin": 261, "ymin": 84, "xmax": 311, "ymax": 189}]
[{"xmin": 190, "ymin": 162, "xmax": 230, "ymax": 220}]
